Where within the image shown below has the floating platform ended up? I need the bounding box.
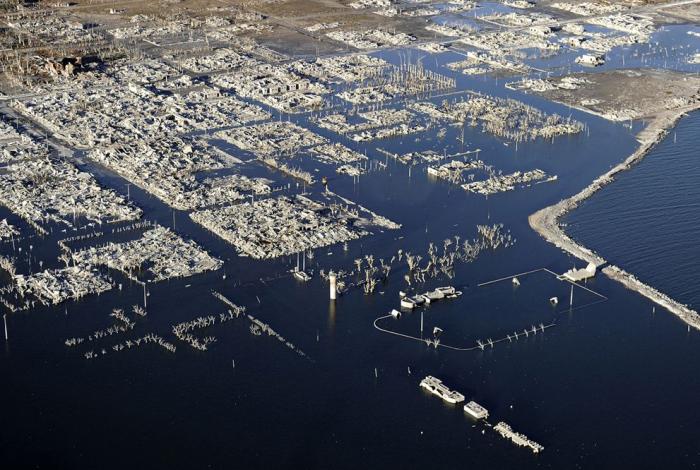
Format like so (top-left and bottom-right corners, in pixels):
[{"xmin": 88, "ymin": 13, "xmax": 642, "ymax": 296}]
[
  {"xmin": 400, "ymin": 286, "xmax": 462, "ymax": 309},
  {"xmin": 493, "ymin": 421, "xmax": 544, "ymax": 454},
  {"xmin": 419, "ymin": 375, "xmax": 465, "ymax": 404},
  {"xmin": 464, "ymin": 401, "xmax": 489, "ymax": 420}
]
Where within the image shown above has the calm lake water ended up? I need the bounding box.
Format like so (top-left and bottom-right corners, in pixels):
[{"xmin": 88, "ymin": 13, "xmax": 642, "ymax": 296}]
[
  {"xmin": 566, "ymin": 111, "xmax": 700, "ymax": 310},
  {"xmin": 2, "ymin": 31, "xmax": 700, "ymax": 470}
]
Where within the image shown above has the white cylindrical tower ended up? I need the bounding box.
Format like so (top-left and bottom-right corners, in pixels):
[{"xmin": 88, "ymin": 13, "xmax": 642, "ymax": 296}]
[{"xmin": 329, "ymin": 271, "xmax": 337, "ymax": 300}]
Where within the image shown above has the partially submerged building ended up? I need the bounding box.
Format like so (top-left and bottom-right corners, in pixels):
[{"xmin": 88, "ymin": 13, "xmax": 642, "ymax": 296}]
[{"xmin": 561, "ymin": 262, "xmax": 597, "ymax": 282}]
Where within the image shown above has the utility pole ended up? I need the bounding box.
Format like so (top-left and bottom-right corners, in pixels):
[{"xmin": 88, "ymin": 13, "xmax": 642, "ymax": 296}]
[
  {"xmin": 569, "ymin": 284, "xmax": 574, "ymax": 308},
  {"xmin": 142, "ymin": 282, "xmax": 147, "ymax": 309}
]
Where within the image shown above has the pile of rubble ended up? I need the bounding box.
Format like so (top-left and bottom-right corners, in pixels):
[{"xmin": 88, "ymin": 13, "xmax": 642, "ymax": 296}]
[
  {"xmin": 426, "ymin": 23, "xmax": 475, "ymax": 38},
  {"xmin": 326, "ymin": 29, "xmax": 416, "ymax": 50},
  {"xmin": 109, "ymin": 16, "xmax": 205, "ymax": 42},
  {"xmin": 305, "ymin": 22, "xmax": 341, "ymax": 32},
  {"xmin": 191, "ymin": 194, "xmax": 399, "ymax": 259},
  {"xmin": 550, "ymin": 2, "xmax": 627, "ymax": 17},
  {"xmin": 349, "ymin": 0, "xmax": 390, "ymax": 10},
  {"xmin": 0, "ymin": 157, "xmax": 141, "ymax": 233},
  {"xmin": 14, "ymin": 74, "xmax": 270, "ymax": 148},
  {"xmin": 504, "ymin": 0, "xmax": 535, "ymax": 9},
  {"xmin": 457, "ymin": 30, "xmax": 560, "ymax": 55},
  {"xmin": 409, "ymin": 94, "xmax": 583, "ymax": 142},
  {"xmin": 589, "ymin": 14, "xmax": 655, "ymax": 36},
  {"xmin": 89, "ymin": 137, "xmax": 234, "ymax": 211},
  {"xmin": 315, "ymin": 108, "xmax": 421, "ymax": 142},
  {"xmin": 447, "ymin": 51, "xmax": 530, "ymax": 75},
  {"xmin": 303, "ymin": 55, "xmax": 388, "ymax": 83},
  {"xmin": 185, "ymin": 174, "xmax": 273, "ymax": 208},
  {"xmin": 0, "ymin": 219, "xmax": 18, "ymax": 239},
  {"xmin": 553, "ymin": 14, "xmax": 656, "ymax": 54},
  {"xmin": 337, "ymin": 64, "xmax": 455, "ymax": 104},
  {"xmin": 506, "ymin": 76, "xmax": 591, "ymax": 92},
  {"xmin": 311, "ymin": 143, "xmax": 367, "ymax": 165},
  {"xmin": 376, "ymin": 6, "xmax": 440, "ymax": 17},
  {"xmin": 427, "ymin": 159, "xmax": 486, "ymax": 183},
  {"xmin": 462, "ymin": 169, "xmax": 555, "ymax": 195},
  {"xmin": 165, "ymin": 90, "xmax": 271, "ymax": 130},
  {"xmin": 109, "ymin": 58, "xmax": 177, "ymax": 85},
  {"xmin": 7, "ymin": 16, "xmax": 103, "ymax": 44},
  {"xmin": 206, "ymin": 23, "xmax": 274, "ymax": 40},
  {"xmin": 0, "ymin": 131, "xmax": 46, "ymax": 166},
  {"xmin": 212, "ymin": 62, "xmax": 329, "ymax": 113},
  {"xmin": 15, "ymin": 266, "xmax": 113, "ymax": 306},
  {"xmin": 0, "ymin": 119, "xmax": 21, "ymax": 141},
  {"xmin": 72, "ymin": 225, "xmax": 222, "ymax": 282},
  {"xmin": 260, "ymin": 158, "xmax": 315, "ymax": 185},
  {"xmin": 480, "ymin": 12, "xmax": 553, "ymax": 28},
  {"xmin": 216, "ymin": 122, "xmax": 327, "ymax": 156},
  {"xmin": 176, "ymin": 47, "xmax": 253, "ymax": 73}
]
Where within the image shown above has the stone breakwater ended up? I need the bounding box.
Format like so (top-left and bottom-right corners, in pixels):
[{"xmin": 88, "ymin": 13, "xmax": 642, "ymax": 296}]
[
  {"xmin": 529, "ymin": 105, "xmax": 700, "ymax": 329},
  {"xmin": 603, "ymin": 266, "xmax": 700, "ymax": 330}
]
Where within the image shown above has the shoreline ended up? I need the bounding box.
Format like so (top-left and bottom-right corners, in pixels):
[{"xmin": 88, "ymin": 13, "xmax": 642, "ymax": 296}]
[{"xmin": 529, "ymin": 104, "xmax": 700, "ymax": 330}]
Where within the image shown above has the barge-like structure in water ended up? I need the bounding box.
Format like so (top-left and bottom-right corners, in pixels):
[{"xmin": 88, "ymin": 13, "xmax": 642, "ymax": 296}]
[
  {"xmin": 463, "ymin": 401, "xmax": 489, "ymax": 420},
  {"xmin": 419, "ymin": 376, "xmax": 465, "ymax": 404},
  {"xmin": 400, "ymin": 286, "xmax": 462, "ymax": 309},
  {"xmin": 493, "ymin": 421, "xmax": 544, "ymax": 454}
]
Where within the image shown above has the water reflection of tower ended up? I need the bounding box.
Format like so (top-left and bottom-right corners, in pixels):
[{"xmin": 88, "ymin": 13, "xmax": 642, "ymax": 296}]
[{"xmin": 328, "ymin": 299, "xmax": 336, "ymax": 335}]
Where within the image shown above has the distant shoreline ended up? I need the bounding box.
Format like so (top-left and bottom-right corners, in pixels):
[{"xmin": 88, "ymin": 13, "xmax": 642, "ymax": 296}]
[{"xmin": 529, "ymin": 104, "xmax": 700, "ymax": 330}]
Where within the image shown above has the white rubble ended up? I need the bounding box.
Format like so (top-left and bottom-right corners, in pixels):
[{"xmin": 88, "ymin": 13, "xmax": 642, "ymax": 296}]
[
  {"xmin": 15, "ymin": 266, "xmax": 113, "ymax": 305},
  {"xmin": 0, "ymin": 157, "xmax": 142, "ymax": 232},
  {"xmin": 0, "ymin": 219, "xmax": 19, "ymax": 239},
  {"xmin": 215, "ymin": 122, "xmax": 327, "ymax": 156},
  {"xmin": 191, "ymin": 194, "xmax": 399, "ymax": 259},
  {"xmin": 73, "ymin": 226, "xmax": 222, "ymax": 282}
]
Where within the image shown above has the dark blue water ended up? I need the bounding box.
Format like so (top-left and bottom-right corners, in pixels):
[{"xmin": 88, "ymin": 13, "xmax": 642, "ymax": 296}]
[
  {"xmin": 2, "ymin": 29, "xmax": 700, "ymax": 470},
  {"xmin": 567, "ymin": 111, "xmax": 700, "ymax": 310}
]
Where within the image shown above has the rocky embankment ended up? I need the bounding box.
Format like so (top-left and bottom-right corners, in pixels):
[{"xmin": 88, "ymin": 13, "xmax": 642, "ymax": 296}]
[
  {"xmin": 604, "ymin": 266, "xmax": 700, "ymax": 330},
  {"xmin": 529, "ymin": 105, "xmax": 700, "ymax": 329}
]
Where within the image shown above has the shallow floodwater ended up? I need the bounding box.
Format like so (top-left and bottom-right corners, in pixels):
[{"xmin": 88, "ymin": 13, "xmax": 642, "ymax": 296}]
[
  {"xmin": 566, "ymin": 111, "xmax": 700, "ymax": 310},
  {"xmin": 2, "ymin": 39, "xmax": 700, "ymax": 470}
]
